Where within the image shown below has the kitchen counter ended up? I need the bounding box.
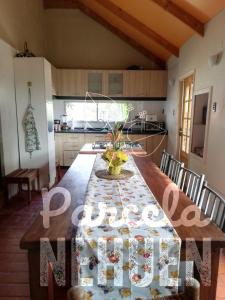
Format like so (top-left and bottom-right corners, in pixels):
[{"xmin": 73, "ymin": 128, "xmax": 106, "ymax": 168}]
[
  {"xmin": 55, "ymin": 131, "xmax": 168, "ymax": 167},
  {"xmin": 54, "ymin": 129, "xmax": 168, "ymax": 135}
]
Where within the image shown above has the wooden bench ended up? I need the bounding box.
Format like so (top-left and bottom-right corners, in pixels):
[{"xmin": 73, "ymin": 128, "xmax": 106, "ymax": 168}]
[{"xmin": 4, "ymin": 168, "xmax": 40, "ymax": 204}]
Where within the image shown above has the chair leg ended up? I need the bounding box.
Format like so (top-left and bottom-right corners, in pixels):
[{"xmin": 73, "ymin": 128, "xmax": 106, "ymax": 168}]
[
  {"xmin": 28, "ymin": 182, "xmax": 31, "ymax": 205},
  {"xmin": 37, "ymin": 169, "xmax": 40, "ymax": 191},
  {"xmin": 4, "ymin": 182, "xmax": 9, "ymax": 206}
]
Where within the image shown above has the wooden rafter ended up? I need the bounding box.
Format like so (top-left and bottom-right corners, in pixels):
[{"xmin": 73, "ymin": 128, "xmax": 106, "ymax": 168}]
[
  {"xmin": 43, "ymin": 0, "xmax": 166, "ymax": 68},
  {"xmin": 94, "ymin": 0, "xmax": 179, "ymax": 57},
  {"xmin": 152, "ymin": 0, "xmax": 204, "ymax": 36}
]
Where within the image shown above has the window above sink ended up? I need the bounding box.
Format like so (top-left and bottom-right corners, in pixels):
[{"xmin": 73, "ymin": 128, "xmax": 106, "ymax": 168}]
[{"xmin": 65, "ymin": 101, "xmax": 128, "ymax": 122}]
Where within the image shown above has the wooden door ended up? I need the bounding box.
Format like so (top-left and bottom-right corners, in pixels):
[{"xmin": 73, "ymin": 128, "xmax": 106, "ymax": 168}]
[{"xmin": 179, "ymin": 75, "xmax": 194, "ymax": 167}]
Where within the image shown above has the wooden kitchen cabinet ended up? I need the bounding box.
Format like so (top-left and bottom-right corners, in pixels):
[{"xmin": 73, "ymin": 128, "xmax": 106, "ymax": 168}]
[
  {"xmin": 107, "ymin": 71, "xmax": 124, "ymax": 96},
  {"xmin": 84, "ymin": 134, "xmax": 106, "ymax": 143},
  {"xmin": 123, "ymin": 70, "xmax": 167, "ymax": 98},
  {"xmin": 55, "ymin": 133, "xmax": 85, "ymax": 166},
  {"xmin": 149, "ymin": 71, "xmax": 167, "ymax": 97},
  {"xmin": 54, "ymin": 69, "xmax": 167, "ymax": 98},
  {"xmin": 63, "ymin": 150, "xmax": 80, "ymax": 166},
  {"xmin": 124, "ymin": 71, "xmax": 151, "ymax": 97},
  {"xmin": 87, "ymin": 71, "xmax": 105, "ymax": 95},
  {"xmin": 146, "ymin": 134, "xmax": 168, "ymax": 166},
  {"xmin": 57, "ymin": 69, "xmax": 87, "ymax": 96},
  {"xmin": 55, "ymin": 133, "xmax": 167, "ymax": 166}
]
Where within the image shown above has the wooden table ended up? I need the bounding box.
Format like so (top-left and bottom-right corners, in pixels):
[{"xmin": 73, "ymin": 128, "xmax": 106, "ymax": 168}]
[
  {"xmin": 20, "ymin": 155, "xmax": 225, "ymax": 300},
  {"xmin": 5, "ymin": 168, "xmax": 40, "ymax": 204}
]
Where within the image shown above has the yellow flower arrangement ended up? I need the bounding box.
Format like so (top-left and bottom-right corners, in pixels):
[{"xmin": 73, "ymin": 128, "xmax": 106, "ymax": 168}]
[
  {"xmin": 102, "ymin": 122, "xmax": 128, "ymax": 175},
  {"xmin": 102, "ymin": 149, "xmax": 128, "ymax": 175}
]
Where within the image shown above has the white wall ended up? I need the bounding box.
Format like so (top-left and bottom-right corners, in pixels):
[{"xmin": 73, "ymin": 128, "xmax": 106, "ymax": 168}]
[
  {"xmin": 0, "ymin": 39, "xmax": 19, "ymax": 175},
  {"xmin": 0, "ymin": 0, "xmax": 44, "ymax": 56},
  {"xmin": 44, "ymin": 9, "xmax": 159, "ymax": 69},
  {"xmin": 166, "ymin": 8, "xmax": 225, "ymax": 195}
]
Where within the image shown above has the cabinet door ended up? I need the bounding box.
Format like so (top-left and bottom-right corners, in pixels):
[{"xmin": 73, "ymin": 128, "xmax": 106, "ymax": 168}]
[
  {"xmin": 55, "ymin": 134, "xmax": 64, "ymax": 166},
  {"xmin": 57, "ymin": 70, "xmax": 87, "ymax": 96},
  {"xmin": 87, "ymin": 72, "xmax": 103, "ymax": 94},
  {"xmin": 124, "ymin": 71, "xmax": 151, "ymax": 97},
  {"xmin": 147, "ymin": 134, "xmax": 168, "ymax": 166},
  {"xmin": 149, "ymin": 71, "xmax": 167, "ymax": 97},
  {"xmin": 63, "ymin": 150, "xmax": 79, "ymax": 166},
  {"xmin": 85, "ymin": 134, "xmax": 107, "ymax": 143},
  {"xmin": 107, "ymin": 72, "xmax": 124, "ymax": 96}
]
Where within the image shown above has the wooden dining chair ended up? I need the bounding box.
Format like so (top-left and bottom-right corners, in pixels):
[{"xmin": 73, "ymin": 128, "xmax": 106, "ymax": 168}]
[
  {"xmin": 160, "ymin": 149, "xmax": 171, "ymax": 174},
  {"xmin": 167, "ymin": 157, "xmax": 184, "ymax": 184},
  {"xmin": 177, "ymin": 167, "xmax": 205, "ymax": 204},
  {"xmin": 198, "ymin": 183, "xmax": 225, "ymax": 230},
  {"xmin": 67, "ymin": 278, "xmax": 200, "ymax": 300}
]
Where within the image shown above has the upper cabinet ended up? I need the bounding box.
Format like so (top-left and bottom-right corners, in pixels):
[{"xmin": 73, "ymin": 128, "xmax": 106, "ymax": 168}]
[
  {"xmin": 56, "ymin": 69, "xmax": 87, "ymax": 96},
  {"xmin": 149, "ymin": 70, "xmax": 168, "ymax": 98},
  {"xmin": 87, "ymin": 71, "xmax": 104, "ymax": 95},
  {"xmin": 54, "ymin": 69, "xmax": 167, "ymax": 98},
  {"xmin": 123, "ymin": 71, "xmax": 151, "ymax": 97},
  {"xmin": 107, "ymin": 72, "xmax": 124, "ymax": 97}
]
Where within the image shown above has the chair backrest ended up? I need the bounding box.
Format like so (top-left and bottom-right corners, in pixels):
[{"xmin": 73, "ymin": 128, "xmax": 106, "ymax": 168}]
[
  {"xmin": 177, "ymin": 167, "xmax": 205, "ymax": 204},
  {"xmin": 160, "ymin": 149, "xmax": 171, "ymax": 174},
  {"xmin": 198, "ymin": 183, "xmax": 225, "ymax": 230},
  {"xmin": 167, "ymin": 157, "xmax": 184, "ymax": 184}
]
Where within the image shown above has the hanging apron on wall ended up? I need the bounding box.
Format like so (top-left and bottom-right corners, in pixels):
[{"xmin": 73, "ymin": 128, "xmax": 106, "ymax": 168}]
[{"xmin": 23, "ymin": 82, "xmax": 41, "ymax": 158}]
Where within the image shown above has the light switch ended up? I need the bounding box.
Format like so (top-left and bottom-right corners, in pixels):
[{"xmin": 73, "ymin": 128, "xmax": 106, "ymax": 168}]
[{"xmin": 212, "ymin": 102, "xmax": 217, "ymax": 112}]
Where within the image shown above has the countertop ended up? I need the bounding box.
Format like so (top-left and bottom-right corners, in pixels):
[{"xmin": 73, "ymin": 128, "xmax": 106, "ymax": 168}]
[{"xmin": 54, "ymin": 129, "xmax": 168, "ymax": 135}]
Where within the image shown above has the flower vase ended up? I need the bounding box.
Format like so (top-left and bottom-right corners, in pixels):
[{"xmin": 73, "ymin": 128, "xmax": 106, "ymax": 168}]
[{"xmin": 108, "ymin": 165, "xmax": 122, "ymax": 176}]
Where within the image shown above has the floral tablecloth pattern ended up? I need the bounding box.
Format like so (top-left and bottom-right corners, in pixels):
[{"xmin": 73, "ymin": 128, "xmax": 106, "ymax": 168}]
[{"xmin": 76, "ymin": 155, "xmax": 181, "ymax": 300}]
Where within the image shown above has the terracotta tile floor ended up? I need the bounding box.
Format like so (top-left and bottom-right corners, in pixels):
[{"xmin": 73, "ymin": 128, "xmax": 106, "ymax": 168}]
[
  {"xmin": 0, "ymin": 191, "xmax": 42, "ymax": 300},
  {"xmin": 0, "ymin": 173, "xmax": 224, "ymax": 300}
]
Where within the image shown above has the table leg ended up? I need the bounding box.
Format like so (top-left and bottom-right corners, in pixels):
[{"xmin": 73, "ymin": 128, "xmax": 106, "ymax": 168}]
[
  {"xmin": 196, "ymin": 247, "xmax": 220, "ymax": 300},
  {"xmin": 19, "ymin": 182, "xmax": 22, "ymax": 193}
]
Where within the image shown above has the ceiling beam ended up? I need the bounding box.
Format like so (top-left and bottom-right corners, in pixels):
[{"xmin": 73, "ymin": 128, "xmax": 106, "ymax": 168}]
[
  {"xmin": 152, "ymin": 0, "xmax": 204, "ymax": 36},
  {"xmin": 94, "ymin": 0, "xmax": 179, "ymax": 57},
  {"xmin": 76, "ymin": 1, "xmax": 166, "ymax": 68}
]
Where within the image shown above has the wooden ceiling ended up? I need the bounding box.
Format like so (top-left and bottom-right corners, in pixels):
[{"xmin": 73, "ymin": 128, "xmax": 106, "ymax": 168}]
[{"xmin": 43, "ymin": 0, "xmax": 225, "ymax": 67}]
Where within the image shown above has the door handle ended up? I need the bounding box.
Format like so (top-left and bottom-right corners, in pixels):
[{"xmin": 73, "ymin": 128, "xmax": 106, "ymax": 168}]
[{"xmin": 179, "ymin": 128, "xmax": 183, "ymax": 136}]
